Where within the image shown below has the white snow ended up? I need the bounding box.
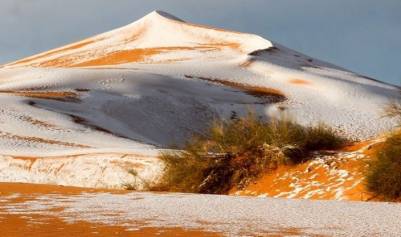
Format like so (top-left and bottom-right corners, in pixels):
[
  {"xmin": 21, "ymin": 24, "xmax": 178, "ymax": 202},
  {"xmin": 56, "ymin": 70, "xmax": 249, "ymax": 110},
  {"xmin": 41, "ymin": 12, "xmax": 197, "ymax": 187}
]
[
  {"xmin": 2, "ymin": 190, "xmax": 401, "ymax": 236},
  {"xmin": 0, "ymin": 152, "xmax": 162, "ymax": 189},
  {"xmin": 0, "ymin": 10, "xmax": 399, "ymax": 188}
]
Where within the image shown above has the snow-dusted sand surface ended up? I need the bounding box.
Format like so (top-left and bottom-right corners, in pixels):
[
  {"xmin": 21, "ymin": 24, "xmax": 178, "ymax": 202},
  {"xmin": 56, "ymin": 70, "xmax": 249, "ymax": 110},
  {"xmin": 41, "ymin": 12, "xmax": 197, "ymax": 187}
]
[
  {"xmin": 1, "ymin": 183, "xmax": 400, "ymax": 236},
  {"xmin": 0, "ymin": 10, "xmax": 399, "ymax": 189}
]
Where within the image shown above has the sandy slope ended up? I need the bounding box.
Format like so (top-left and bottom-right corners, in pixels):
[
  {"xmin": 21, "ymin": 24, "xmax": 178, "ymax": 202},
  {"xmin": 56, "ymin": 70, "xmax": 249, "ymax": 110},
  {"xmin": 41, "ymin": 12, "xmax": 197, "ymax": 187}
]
[
  {"xmin": 231, "ymin": 141, "xmax": 377, "ymax": 201},
  {"xmin": 0, "ymin": 10, "xmax": 399, "ymax": 191}
]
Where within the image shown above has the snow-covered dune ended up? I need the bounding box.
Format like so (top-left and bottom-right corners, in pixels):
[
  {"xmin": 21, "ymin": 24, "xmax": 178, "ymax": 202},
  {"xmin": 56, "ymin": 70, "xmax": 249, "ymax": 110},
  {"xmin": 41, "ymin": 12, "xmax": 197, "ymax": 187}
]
[{"xmin": 0, "ymin": 10, "xmax": 399, "ymax": 190}]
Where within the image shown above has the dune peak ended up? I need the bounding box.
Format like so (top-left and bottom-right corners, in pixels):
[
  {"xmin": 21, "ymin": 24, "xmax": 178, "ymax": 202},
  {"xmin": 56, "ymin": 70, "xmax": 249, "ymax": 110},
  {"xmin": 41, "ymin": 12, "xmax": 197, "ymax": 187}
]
[{"xmin": 143, "ymin": 10, "xmax": 185, "ymax": 22}]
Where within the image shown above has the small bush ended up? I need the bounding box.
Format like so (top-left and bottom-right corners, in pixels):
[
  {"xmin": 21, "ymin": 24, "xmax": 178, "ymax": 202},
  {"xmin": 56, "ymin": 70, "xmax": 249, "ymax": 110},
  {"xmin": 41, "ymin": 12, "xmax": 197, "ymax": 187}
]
[
  {"xmin": 366, "ymin": 131, "xmax": 401, "ymax": 200},
  {"xmin": 303, "ymin": 123, "xmax": 346, "ymax": 151},
  {"xmin": 154, "ymin": 113, "xmax": 346, "ymax": 194}
]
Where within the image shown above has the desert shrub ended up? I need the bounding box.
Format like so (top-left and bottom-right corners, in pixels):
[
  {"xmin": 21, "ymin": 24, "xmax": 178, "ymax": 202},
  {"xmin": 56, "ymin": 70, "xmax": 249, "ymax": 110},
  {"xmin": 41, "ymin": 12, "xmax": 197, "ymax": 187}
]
[
  {"xmin": 366, "ymin": 131, "xmax": 401, "ymax": 200},
  {"xmin": 364, "ymin": 99, "xmax": 401, "ymax": 200},
  {"xmin": 153, "ymin": 113, "xmax": 346, "ymax": 194},
  {"xmin": 303, "ymin": 123, "xmax": 346, "ymax": 151}
]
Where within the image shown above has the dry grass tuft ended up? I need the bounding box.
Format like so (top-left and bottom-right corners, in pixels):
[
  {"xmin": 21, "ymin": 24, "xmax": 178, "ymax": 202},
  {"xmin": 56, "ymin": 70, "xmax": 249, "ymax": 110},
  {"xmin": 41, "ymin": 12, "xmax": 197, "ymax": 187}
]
[
  {"xmin": 366, "ymin": 130, "xmax": 401, "ymax": 200},
  {"xmin": 151, "ymin": 113, "xmax": 346, "ymax": 194},
  {"xmin": 366, "ymin": 100, "xmax": 401, "ymax": 200}
]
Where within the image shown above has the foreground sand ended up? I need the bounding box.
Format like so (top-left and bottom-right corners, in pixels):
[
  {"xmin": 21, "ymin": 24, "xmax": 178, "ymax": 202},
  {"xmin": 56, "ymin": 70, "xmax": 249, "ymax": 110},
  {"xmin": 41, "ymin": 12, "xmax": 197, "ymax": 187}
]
[
  {"xmin": 1, "ymin": 182, "xmax": 400, "ymax": 236},
  {"xmin": 0, "ymin": 183, "xmax": 220, "ymax": 237}
]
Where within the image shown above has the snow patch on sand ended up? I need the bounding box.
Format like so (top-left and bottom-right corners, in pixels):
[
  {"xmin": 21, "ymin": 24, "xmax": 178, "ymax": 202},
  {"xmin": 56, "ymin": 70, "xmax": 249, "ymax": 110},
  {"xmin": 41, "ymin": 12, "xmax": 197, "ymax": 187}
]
[{"xmin": 2, "ymin": 189, "xmax": 401, "ymax": 236}]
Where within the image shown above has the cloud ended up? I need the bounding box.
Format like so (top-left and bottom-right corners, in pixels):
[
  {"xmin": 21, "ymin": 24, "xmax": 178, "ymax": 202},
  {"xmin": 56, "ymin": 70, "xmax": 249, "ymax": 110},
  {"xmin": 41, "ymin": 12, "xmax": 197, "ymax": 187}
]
[{"xmin": 0, "ymin": 0, "xmax": 400, "ymax": 85}]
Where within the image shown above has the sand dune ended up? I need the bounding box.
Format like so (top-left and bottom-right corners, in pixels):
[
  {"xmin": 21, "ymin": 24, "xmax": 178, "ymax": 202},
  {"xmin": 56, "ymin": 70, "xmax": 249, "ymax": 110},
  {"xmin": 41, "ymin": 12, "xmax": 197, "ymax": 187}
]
[{"xmin": 0, "ymin": 10, "xmax": 399, "ymax": 195}]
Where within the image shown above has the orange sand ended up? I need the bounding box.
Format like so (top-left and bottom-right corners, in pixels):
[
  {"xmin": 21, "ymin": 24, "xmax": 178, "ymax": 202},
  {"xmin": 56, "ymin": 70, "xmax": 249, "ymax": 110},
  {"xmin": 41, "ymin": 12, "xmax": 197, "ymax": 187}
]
[
  {"xmin": 289, "ymin": 79, "xmax": 310, "ymax": 85},
  {"xmin": 0, "ymin": 183, "xmax": 326, "ymax": 236},
  {"xmin": 185, "ymin": 75, "xmax": 286, "ymax": 100},
  {"xmin": 0, "ymin": 183, "xmax": 219, "ymax": 237},
  {"xmin": 230, "ymin": 156, "xmax": 371, "ymax": 201},
  {"xmin": 0, "ymin": 131, "xmax": 90, "ymax": 148},
  {"xmin": 14, "ymin": 45, "xmax": 233, "ymax": 68},
  {"xmin": 0, "ymin": 91, "xmax": 79, "ymax": 102},
  {"xmin": 230, "ymin": 140, "xmax": 378, "ymax": 201},
  {"xmin": 8, "ymin": 39, "xmax": 95, "ymax": 67}
]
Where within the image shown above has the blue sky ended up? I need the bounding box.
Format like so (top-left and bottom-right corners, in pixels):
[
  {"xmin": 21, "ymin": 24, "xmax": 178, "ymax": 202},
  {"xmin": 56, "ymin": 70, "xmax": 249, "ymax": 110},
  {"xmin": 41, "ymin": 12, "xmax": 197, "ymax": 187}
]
[{"xmin": 1, "ymin": 0, "xmax": 400, "ymax": 85}]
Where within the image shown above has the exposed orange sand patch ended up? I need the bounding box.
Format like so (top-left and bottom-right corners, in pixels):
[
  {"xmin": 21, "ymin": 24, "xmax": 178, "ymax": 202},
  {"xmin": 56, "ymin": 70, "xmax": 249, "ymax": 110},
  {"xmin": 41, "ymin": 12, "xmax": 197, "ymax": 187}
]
[
  {"xmin": 8, "ymin": 39, "xmax": 96, "ymax": 67},
  {"xmin": 289, "ymin": 79, "xmax": 310, "ymax": 85},
  {"xmin": 36, "ymin": 55, "xmax": 84, "ymax": 67},
  {"xmin": 240, "ymin": 85, "xmax": 285, "ymax": 100},
  {"xmin": 362, "ymin": 141, "xmax": 385, "ymax": 157},
  {"xmin": 342, "ymin": 140, "xmax": 375, "ymax": 152},
  {"xmin": 10, "ymin": 156, "xmax": 38, "ymax": 170},
  {"xmin": 230, "ymin": 151, "xmax": 372, "ymax": 201},
  {"xmin": 0, "ymin": 183, "xmax": 219, "ymax": 237},
  {"xmin": 19, "ymin": 115, "xmax": 63, "ymax": 130},
  {"xmin": 0, "ymin": 183, "xmax": 321, "ymax": 236},
  {"xmin": 10, "ymin": 151, "xmax": 158, "ymax": 161},
  {"xmin": 185, "ymin": 75, "xmax": 286, "ymax": 101},
  {"xmin": 33, "ymin": 46, "xmax": 219, "ymax": 67},
  {"xmin": 10, "ymin": 156, "xmax": 38, "ymax": 162},
  {"xmin": 8, "ymin": 24, "xmax": 148, "ymax": 68},
  {"xmin": 197, "ymin": 42, "xmax": 240, "ymax": 49},
  {"xmin": 0, "ymin": 216, "xmax": 220, "ymax": 237},
  {"xmin": 0, "ymin": 182, "xmax": 123, "ymax": 196},
  {"xmin": 0, "ymin": 90, "xmax": 79, "ymax": 102},
  {"xmin": 0, "ymin": 131, "xmax": 90, "ymax": 148},
  {"xmin": 73, "ymin": 48, "xmax": 163, "ymax": 67},
  {"xmin": 239, "ymin": 59, "xmax": 255, "ymax": 68}
]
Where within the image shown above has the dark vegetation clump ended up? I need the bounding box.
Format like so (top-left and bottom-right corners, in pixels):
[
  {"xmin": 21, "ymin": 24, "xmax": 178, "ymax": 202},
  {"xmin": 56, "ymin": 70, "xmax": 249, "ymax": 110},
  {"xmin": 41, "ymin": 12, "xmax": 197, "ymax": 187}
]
[
  {"xmin": 366, "ymin": 131, "xmax": 401, "ymax": 200},
  {"xmin": 366, "ymin": 100, "xmax": 401, "ymax": 200},
  {"xmin": 153, "ymin": 113, "xmax": 346, "ymax": 194}
]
